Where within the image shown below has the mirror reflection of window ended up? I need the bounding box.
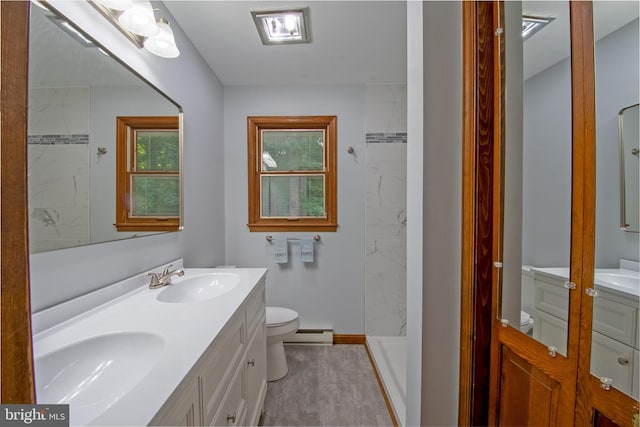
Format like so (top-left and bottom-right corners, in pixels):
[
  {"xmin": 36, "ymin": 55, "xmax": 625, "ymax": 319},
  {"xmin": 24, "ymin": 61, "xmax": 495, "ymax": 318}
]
[{"xmin": 115, "ymin": 117, "xmax": 180, "ymax": 232}]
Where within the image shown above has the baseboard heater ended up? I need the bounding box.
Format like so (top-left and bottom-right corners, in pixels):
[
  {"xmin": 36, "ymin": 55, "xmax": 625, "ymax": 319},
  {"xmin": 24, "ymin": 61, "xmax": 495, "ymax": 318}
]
[{"xmin": 284, "ymin": 329, "xmax": 334, "ymax": 345}]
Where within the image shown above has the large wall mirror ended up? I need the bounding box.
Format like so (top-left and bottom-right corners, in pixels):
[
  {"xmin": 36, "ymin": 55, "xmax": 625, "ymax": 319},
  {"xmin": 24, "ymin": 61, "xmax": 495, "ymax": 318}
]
[
  {"xmin": 28, "ymin": 3, "xmax": 183, "ymax": 254},
  {"xmin": 500, "ymin": 1, "xmax": 639, "ymax": 365},
  {"xmin": 619, "ymin": 103, "xmax": 639, "ymax": 233}
]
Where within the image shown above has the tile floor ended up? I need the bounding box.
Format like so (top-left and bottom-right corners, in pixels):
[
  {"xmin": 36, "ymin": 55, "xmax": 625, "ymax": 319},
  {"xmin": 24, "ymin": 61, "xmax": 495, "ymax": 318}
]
[{"xmin": 260, "ymin": 344, "xmax": 394, "ymax": 427}]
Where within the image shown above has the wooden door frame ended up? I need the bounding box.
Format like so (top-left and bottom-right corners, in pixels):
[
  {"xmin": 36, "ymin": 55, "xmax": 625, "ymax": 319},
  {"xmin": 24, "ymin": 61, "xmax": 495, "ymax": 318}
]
[
  {"xmin": 0, "ymin": 0, "xmax": 35, "ymax": 403},
  {"xmin": 459, "ymin": 2, "xmax": 498, "ymax": 425}
]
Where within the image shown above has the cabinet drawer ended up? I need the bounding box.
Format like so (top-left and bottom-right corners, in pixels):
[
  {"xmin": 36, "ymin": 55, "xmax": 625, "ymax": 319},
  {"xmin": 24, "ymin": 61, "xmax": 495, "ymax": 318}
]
[
  {"xmin": 533, "ymin": 310, "xmax": 567, "ymax": 355},
  {"xmin": 246, "ymin": 313, "xmax": 267, "ymax": 426},
  {"xmin": 591, "ymin": 331, "xmax": 634, "ymax": 397},
  {"xmin": 593, "ymin": 296, "xmax": 637, "ymax": 348},
  {"xmin": 200, "ymin": 313, "xmax": 245, "ymax": 426},
  {"xmin": 245, "ymin": 281, "xmax": 265, "ymax": 339},
  {"xmin": 211, "ymin": 363, "xmax": 246, "ymax": 427},
  {"xmin": 150, "ymin": 376, "xmax": 200, "ymax": 426},
  {"xmin": 534, "ymin": 279, "xmax": 569, "ymax": 320}
]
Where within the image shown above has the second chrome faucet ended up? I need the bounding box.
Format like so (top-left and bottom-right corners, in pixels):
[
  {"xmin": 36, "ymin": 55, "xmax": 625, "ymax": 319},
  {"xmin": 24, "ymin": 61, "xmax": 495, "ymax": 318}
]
[{"xmin": 147, "ymin": 265, "xmax": 185, "ymax": 289}]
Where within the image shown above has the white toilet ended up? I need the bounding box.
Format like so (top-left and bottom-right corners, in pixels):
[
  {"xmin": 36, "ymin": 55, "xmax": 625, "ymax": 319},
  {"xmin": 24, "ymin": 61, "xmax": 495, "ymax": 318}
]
[
  {"xmin": 520, "ymin": 310, "xmax": 534, "ymax": 335},
  {"xmin": 266, "ymin": 306, "xmax": 300, "ymax": 381}
]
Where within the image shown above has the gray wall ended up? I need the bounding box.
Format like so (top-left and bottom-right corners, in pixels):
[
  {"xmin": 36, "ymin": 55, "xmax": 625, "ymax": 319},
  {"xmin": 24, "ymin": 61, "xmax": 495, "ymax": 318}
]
[
  {"xmin": 223, "ymin": 85, "xmax": 366, "ymax": 333},
  {"xmin": 522, "ymin": 18, "xmax": 639, "ymax": 268},
  {"xmin": 418, "ymin": 2, "xmax": 462, "ymax": 424},
  {"xmin": 30, "ymin": 1, "xmax": 224, "ymax": 311},
  {"xmin": 501, "ymin": 0, "xmax": 524, "ymax": 327},
  {"xmin": 522, "ymin": 57, "xmax": 573, "ymax": 267}
]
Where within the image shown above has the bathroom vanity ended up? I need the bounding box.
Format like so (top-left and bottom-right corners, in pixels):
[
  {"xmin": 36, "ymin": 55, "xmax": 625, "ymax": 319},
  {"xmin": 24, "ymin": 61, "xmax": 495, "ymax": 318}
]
[
  {"xmin": 32, "ymin": 262, "xmax": 267, "ymax": 426},
  {"xmin": 532, "ymin": 263, "xmax": 639, "ymax": 399}
]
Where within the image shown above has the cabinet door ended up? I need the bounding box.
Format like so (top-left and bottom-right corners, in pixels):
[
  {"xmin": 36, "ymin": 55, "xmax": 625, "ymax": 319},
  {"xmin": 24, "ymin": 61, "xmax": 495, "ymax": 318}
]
[
  {"xmin": 591, "ymin": 331, "xmax": 635, "ymax": 398},
  {"xmin": 534, "ymin": 310, "xmax": 568, "ymax": 355},
  {"xmin": 200, "ymin": 313, "xmax": 245, "ymax": 426},
  {"xmin": 246, "ymin": 313, "xmax": 266, "ymax": 426},
  {"xmin": 212, "ymin": 363, "xmax": 246, "ymax": 427},
  {"xmin": 149, "ymin": 378, "xmax": 200, "ymax": 426}
]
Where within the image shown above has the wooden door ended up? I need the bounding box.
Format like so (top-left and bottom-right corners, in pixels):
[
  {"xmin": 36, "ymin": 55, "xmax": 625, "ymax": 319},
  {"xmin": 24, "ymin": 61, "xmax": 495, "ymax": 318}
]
[{"xmin": 460, "ymin": 1, "xmax": 596, "ymax": 425}]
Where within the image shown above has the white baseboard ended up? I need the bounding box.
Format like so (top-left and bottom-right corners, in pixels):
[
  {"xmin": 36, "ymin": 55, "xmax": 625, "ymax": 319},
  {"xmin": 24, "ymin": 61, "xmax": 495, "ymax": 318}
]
[{"xmin": 284, "ymin": 329, "xmax": 333, "ymax": 345}]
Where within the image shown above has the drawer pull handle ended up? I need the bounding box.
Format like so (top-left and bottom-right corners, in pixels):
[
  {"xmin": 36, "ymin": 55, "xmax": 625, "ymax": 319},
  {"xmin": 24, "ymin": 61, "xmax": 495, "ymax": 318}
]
[
  {"xmin": 547, "ymin": 346, "xmax": 558, "ymax": 358},
  {"xmin": 248, "ymin": 358, "xmax": 255, "ymax": 367},
  {"xmin": 618, "ymin": 357, "xmax": 629, "ymax": 365},
  {"xmin": 227, "ymin": 413, "xmax": 236, "ymax": 423}
]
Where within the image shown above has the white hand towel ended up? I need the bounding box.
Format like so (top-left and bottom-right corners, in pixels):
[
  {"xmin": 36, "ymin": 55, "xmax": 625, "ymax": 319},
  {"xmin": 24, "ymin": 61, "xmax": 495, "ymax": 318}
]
[
  {"xmin": 300, "ymin": 237, "xmax": 314, "ymax": 263},
  {"xmin": 274, "ymin": 237, "xmax": 288, "ymax": 264}
]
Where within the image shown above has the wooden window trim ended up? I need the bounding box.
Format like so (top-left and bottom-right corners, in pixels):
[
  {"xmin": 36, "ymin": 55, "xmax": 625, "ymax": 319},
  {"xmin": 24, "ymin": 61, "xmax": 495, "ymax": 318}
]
[
  {"xmin": 115, "ymin": 116, "xmax": 180, "ymax": 232},
  {"xmin": 247, "ymin": 116, "xmax": 338, "ymax": 232}
]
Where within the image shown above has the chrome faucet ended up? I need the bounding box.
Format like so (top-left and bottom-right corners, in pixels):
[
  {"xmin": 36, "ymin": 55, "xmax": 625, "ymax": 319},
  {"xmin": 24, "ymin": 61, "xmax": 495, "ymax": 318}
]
[{"xmin": 147, "ymin": 264, "xmax": 185, "ymax": 289}]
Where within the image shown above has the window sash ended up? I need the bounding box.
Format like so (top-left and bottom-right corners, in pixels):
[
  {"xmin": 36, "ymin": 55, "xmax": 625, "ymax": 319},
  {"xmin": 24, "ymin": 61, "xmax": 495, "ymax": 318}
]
[
  {"xmin": 259, "ymin": 174, "xmax": 326, "ymax": 219},
  {"xmin": 260, "ymin": 129, "xmax": 326, "ymax": 172}
]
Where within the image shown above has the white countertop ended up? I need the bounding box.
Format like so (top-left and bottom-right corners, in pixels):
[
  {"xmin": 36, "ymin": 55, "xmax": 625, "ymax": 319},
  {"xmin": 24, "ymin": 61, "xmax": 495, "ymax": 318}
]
[
  {"xmin": 531, "ymin": 266, "xmax": 639, "ymax": 299},
  {"xmin": 32, "ymin": 265, "xmax": 267, "ymax": 426}
]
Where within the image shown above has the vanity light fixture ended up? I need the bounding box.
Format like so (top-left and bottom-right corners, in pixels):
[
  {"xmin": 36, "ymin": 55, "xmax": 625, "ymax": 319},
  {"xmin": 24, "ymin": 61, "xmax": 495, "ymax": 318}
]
[
  {"xmin": 118, "ymin": 0, "xmax": 159, "ymax": 37},
  {"xmin": 89, "ymin": 0, "xmax": 180, "ymax": 58},
  {"xmin": 97, "ymin": 0, "xmax": 133, "ymax": 11},
  {"xmin": 251, "ymin": 8, "xmax": 310, "ymax": 45},
  {"xmin": 522, "ymin": 15, "xmax": 555, "ymax": 41},
  {"xmin": 143, "ymin": 18, "xmax": 180, "ymax": 58}
]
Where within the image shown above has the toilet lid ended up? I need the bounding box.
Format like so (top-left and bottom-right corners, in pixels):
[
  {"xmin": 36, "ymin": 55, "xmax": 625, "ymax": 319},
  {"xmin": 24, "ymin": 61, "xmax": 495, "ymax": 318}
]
[
  {"xmin": 266, "ymin": 307, "xmax": 299, "ymax": 327},
  {"xmin": 520, "ymin": 311, "xmax": 531, "ymax": 326}
]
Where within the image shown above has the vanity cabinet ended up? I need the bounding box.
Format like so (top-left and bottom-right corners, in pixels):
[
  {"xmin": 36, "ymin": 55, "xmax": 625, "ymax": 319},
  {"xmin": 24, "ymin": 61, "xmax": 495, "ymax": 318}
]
[
  {"xmin": 150, "ymin": 281, "xmax": 266, "ymax": 426},
  {"xmin": 533, "ymin": 273, "xmax": 639, "ymax": 399}
]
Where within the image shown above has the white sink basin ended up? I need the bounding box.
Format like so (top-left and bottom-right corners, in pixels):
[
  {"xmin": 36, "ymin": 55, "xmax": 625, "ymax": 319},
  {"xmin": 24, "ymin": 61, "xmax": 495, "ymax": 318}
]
[
  {"xmin": 156, "ymin": 273, "xmax": 240, "ymax": 303},
  {"xmin": 595, "ymin": 272, "xmax": 640, "ymax": 296},
  {"xmin": 35, "ymin": 332, "xmax": 164, "ymax": 424}
]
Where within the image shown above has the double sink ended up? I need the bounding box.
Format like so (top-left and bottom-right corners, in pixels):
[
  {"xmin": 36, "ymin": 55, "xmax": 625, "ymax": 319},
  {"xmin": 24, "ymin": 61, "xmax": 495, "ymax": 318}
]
[{"xmin": 32, "ymin": 265, "xmax": 265, "ymax": 425}]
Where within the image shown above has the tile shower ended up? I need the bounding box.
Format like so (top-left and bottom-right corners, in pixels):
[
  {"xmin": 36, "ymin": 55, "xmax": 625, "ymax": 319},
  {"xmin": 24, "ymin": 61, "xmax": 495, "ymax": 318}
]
[
  {"xmin": 28, "ymin": 87, "xmax": 90, "ymax": 253},
  {"xmin": 364, "ymin": 84, "xmax": 407, "ymax": 426}
]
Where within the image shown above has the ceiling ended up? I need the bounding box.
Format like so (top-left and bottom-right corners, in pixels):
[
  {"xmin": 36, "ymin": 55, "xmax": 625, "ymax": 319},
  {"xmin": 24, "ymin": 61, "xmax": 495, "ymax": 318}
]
[
  {"xmin": 523, "ymin": 1, "xmax": 639, "ymax": 80},
  {"xmin": 165, "ymin": 1, "xmax": 638, "ymax": 86},
  {"xmin": 164, "ymin": 1, "xmax": 408, "ymax": 86}
]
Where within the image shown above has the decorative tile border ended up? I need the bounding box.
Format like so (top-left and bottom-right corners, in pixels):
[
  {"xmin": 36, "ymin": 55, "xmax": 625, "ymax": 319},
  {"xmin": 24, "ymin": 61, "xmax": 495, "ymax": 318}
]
[
  {"xmin": 28, "ymin": 134, "xmax": 89, "ymax": 145},
  {"xmin": 366, "ymin": 132, "xmax": 407, "ymax": 144}
]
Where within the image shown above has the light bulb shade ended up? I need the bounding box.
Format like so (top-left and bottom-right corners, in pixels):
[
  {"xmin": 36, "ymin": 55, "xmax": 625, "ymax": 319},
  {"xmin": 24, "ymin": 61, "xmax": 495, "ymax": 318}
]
[
  {"xmin": 96, "ymin": 0, "xmax": 133, "ymax": 11},
  {"xmin": 118, "ymin": 0, "xmax": 159, "ymax": 37},
  {"xmin": 143, "ymin": 19, "xmax": 180, "ymax": 58}
]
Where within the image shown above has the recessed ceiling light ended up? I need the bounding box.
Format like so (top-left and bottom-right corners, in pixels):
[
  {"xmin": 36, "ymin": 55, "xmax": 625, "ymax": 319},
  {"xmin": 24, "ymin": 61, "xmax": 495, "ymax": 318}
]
[
  {"xmin": 251, "ymin": 8, "xmax": 310, "ymax": 45},
  {"xmin": 522, "ymin": 15, "xmax": 555, "ymax": 41}
]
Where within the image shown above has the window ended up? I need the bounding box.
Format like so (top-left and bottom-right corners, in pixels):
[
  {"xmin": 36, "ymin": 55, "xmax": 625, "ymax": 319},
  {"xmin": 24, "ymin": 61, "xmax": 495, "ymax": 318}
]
[
  {"xmin": 247, "ymin": 116, "xmax": 337, "ymax": 231},
  {"xmin": 116, "ymin": 116, "xmax": 180, "ymax": 232}
]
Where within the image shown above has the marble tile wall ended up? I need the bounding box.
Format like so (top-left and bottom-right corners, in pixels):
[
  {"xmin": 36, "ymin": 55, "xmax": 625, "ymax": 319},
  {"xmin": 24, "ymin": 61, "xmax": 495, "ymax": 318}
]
[
  {"xmin": 365, "ymin": 85, "xmax": 407, "ymax": 336},
  {"xmin": 28, "ymin": 87, "xmax": 90, "ymax": 252}
]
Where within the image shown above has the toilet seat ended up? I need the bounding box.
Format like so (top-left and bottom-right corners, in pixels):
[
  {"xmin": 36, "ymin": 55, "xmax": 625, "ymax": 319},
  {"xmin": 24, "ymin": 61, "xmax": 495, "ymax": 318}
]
[{"xmin": 266, "ymin": 307, "xmax": 298, "ymax": 327}]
